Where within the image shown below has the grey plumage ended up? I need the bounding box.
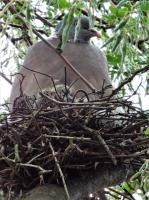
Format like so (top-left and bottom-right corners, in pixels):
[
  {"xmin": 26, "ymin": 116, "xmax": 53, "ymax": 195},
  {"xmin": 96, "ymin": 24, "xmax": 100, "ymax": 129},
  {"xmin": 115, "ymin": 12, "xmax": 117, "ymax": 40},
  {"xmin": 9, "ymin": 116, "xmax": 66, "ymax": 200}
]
[
  {"xmin": 10, "ymin": 16, "xmax": 113, "ymax": 108},
  {"xmin": 56, "ymin": 16, "xmax": 96, "ymax": 43}
]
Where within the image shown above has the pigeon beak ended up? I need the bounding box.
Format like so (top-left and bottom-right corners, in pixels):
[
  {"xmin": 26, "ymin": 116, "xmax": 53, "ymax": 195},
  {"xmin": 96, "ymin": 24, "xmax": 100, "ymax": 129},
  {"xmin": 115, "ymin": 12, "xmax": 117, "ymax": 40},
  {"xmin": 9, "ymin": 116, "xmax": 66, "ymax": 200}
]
[{"xmin": 89, "ymin": 28, "xmax": 101, "ymax": 38}]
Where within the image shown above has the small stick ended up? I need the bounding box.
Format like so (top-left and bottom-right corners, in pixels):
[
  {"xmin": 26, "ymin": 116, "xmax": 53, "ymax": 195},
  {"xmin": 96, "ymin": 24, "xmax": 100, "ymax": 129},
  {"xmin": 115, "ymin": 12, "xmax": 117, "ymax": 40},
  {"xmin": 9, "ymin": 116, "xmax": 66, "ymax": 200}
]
[
  {"xmin": 33, "ymin": 29, "xmax": 96, "ymax": 93},
  {"xmin": 44, "ymin": 134, "xmax": 91, "ymax": 141},
  {"xmin": 96, "ymin": 133, "xmax": 117, "ymax": 165},
  {"xmin": 49, "ymin": 142, "xmax": 70, "ymax": 200},
  {"xmin": 83, "ymin": 126, "xmax": 117, "ymax": 165}
]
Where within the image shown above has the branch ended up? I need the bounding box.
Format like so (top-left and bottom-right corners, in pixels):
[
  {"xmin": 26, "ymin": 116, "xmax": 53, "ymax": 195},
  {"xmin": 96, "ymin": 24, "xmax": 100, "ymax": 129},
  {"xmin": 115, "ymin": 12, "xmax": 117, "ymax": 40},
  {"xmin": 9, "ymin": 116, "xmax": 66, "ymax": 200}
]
[
  {"xmin": 109, "ymin": 65, "xmax": 149, "ymax": 98},
  {"xmin": 32, "ymin": 29, "xmax": 96, "ymax": 92},
  {"xmin": 2, "ymin": 0, "xmax": 96, "ymax": 93},
  {"xmin": 49, "ymin": 142, "xmax": 70, "ymax": 200},
  {"xmin": 34, "ymin": 11, "xmax": 54, "ymax": 27},
  {"xmin": 0, "ymin": 71, "xmax": 12, "ymax": 85},
  {"xmin": 0, "ymin": 0, "xmax": 15, "ymax": 17}
]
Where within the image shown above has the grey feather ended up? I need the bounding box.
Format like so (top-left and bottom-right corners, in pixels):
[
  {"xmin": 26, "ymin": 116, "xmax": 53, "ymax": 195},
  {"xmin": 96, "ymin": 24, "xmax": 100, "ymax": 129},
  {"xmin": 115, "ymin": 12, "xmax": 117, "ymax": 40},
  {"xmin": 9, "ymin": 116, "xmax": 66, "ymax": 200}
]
[{"xmin": 10, "ymin": 16, "xmax": 113, "ymax": 108}]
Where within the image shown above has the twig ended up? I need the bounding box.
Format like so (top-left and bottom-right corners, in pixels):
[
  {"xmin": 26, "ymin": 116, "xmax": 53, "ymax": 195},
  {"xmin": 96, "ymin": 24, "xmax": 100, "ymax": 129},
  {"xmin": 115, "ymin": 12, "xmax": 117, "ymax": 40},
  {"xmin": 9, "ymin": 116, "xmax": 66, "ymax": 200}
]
[
  {"xmin": 49, "ymin": 142, "xmax": 70, "ymax": 200},
  {"xmin": 2, "ymin": 0, "xmax": 96, "ymax": 93},
  {"xmin": 83, "ymin": 126, "xmax": 117, "ymax": 165},
  {"xmin": 19, "ymin": 163, "xmax": 52, "ymax": 174},
  {"xmin": 109, "ymin": 65, "xmax": 149, "ymax": 98},
  {"xmin": 120, "ymin": 186, "xmax": 136, "ymax": 200},
  {"xmin": 41, "ymin": 92, "xmax": 114, "ymax": 106},
  {"xmin": 32, "ymin": 29, "xmax": 96, "ymax": 93},
  {"xmin": 27, "ymin": 153, "xmax": 45, "ymax": 164},
  {"xmin": 108, "ymin": 188, "xmax": 133, "ymax": 200},
  {"xmin": 96, "ymin": 133, "xmax": 117, "ymax": 165},
  {"xmin": 34, "ymin": 11, "xmax": 54, "ymax": 27},
  {"xmin": 0, "ymin": 71, "xmax": 12, "ymax": 85},
  {"xmin": 44, "ymin": 134, "xmax": 91, "ymax": 141},
  {"xmin": 72, "ymin": 89, "xmax": 90, "ymax": 102}
]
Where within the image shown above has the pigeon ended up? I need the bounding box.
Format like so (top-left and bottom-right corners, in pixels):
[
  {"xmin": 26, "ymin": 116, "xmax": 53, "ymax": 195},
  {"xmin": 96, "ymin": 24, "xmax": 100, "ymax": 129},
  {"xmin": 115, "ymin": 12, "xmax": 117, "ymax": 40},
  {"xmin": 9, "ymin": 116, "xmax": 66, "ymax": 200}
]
[{"xmin": 10, "ymin": 16, "xmax": 113, "ymax": 109}]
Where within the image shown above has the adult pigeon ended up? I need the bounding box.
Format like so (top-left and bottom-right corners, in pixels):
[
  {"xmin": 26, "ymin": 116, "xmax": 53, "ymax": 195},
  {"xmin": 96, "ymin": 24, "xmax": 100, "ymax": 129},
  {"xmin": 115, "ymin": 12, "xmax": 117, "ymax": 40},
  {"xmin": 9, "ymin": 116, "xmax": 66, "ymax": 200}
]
[{"xmin": 10, "ymin": 16, "xmax": 112, "ymax": 108}]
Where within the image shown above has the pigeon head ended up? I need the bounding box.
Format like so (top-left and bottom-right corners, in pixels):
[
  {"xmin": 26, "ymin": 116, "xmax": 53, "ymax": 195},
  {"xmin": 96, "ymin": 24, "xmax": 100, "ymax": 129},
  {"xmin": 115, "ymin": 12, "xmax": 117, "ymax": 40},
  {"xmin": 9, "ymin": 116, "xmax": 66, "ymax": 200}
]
[{"xmin": 55, "ymin": 16, "xmax": 100, "ymax": 43}]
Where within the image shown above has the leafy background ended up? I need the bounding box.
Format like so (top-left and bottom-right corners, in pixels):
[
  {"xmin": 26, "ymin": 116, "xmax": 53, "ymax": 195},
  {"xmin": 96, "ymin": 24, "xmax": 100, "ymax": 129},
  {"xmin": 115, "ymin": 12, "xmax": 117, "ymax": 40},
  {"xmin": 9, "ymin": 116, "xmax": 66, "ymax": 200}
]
[{"xmin": 0, "ymin": 0, "xmax": 149, "ymax": 199}]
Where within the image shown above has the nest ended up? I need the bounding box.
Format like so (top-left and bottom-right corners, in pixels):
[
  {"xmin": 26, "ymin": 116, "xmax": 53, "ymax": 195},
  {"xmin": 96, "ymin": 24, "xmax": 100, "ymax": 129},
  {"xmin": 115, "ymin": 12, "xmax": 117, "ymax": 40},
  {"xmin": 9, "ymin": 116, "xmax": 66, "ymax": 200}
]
[{"xmin": 0, "ymin": 89, "xmax": 149, "ymax": 198}]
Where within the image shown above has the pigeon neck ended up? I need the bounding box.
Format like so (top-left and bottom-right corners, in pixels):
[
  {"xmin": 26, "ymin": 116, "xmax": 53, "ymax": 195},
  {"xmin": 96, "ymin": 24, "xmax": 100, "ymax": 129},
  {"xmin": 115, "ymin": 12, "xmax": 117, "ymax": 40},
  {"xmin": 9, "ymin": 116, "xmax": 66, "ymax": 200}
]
[
  {"xmin": 55, "ymin": 34, "xmax": 90, "ymax": 44},
  {"xmin": 68, "ymin": 38, "xmax": 89, "ymax": 44}
]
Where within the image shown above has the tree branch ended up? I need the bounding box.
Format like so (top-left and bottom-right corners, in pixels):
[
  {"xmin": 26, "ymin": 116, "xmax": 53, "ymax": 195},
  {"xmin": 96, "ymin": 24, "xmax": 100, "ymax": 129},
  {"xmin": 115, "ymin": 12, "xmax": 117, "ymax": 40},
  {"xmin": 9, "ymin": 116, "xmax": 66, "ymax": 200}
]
[
  {"xmin": 109, "ymin": 65, "xmax": 149, "ymax": 98},
  {"xmin": 2, "ymin": 0, "xmax": 96, "ymax": 93},
  {"xmin": 0, "ymin": 71, "xmax": 12, "ymax": 85}
]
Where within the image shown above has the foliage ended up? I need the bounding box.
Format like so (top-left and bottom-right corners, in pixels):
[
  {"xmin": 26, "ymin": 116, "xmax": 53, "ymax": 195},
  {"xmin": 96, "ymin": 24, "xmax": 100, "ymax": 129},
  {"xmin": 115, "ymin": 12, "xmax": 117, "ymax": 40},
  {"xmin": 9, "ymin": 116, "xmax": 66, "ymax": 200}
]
[
  {"xmin": 0, "ymin": 0, "xmax": 149, "ymax": 90},
  {"xmin": 0, "ymin": 0, "xmax": 149, "ymax": 199},
  {"xmin": 108, "ymin": 161, "xmax": 149, "ymax": 199}
]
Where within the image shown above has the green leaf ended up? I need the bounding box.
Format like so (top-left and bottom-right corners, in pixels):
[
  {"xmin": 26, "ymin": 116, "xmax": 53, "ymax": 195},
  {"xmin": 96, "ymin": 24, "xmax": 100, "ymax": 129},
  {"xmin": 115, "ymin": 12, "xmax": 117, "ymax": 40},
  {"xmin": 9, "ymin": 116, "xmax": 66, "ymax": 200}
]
[
  {"xmin": 0, "ymin": 114, "xmax": 6, "ymax": 120},
  {"xmin": 52, "ymin": 0, "xmax": 70, "ymax": 9},
  {"xmin": 110, "ymin": 6, "xmax": 118, "ymax": 16},
  {"xmin": 144, "ymin": 176, "xmax": 149, "ymax": 192},
  {"xmin": 74, "ymin": 17, "xmax": 81, "ymax": 42},
  {"xmin": 11, "ymin": 16, "xmax": 22, "ymax": 25},
  {"xmin": 107, "ymin": 53, "xmax": 122, "ymax": 65},
  {"xmin": 145, "ymin": 127, "xmax": 149, "ymax": 135},
  {"xmin": 47, "ymin": 11, "xmax": 52, "ymax": 17},
  {"xmin": 130, "ymin": 171, "xmax": 141, "ymax": 181},
  {"xmin": 114, "ymin": 17, "xmax": 129, "ymax": 32},
  {"xmin": 101, "ymin": 35, "xmax": 115, "ymax": 48},
  {"xmin": 112, "ymin": 33, "xmax": 123, "ymax": 51},
  {"xmin": 121, "ymin": 182, "xmax": 131, "ymax": 193},
  {"xmin": 140, "ymin": 2, "xmax": 149, "ymax": 11},
  {"xmin": 129, "ymin": 179, "xmax": 140, "ymax": 190},
  {"xmin": 26, "ymin": 7, "xmax": 32, "ymax": 21},
  {"xmin": 59, "ymin": 0, "xmax": 70, "ymax": 8},
  {"xmin": 57, "ymin": 3, "xmax": 77, "ymax": 51},
  {"xmin": 117, "ymin": 7, "xmax": 129, "ymax": 17},
  {"xmin": 117, "ymin": 0, "xmax": 129, "ymax": 7},
  {"xmin": 121, "ymin": 39, "xmax": 127, "ymax": 65},
  {"xmin": 110, "ymin": 6, "xmax": 128, "ymax": 17}
]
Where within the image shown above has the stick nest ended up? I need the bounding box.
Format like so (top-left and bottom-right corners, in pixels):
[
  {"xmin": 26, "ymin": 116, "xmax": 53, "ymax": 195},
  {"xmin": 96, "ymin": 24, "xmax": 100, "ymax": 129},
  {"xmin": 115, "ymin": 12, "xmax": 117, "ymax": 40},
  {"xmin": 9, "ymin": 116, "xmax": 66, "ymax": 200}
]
[{"xmin": 0, "ymin": 90, "xmax": 149, "ymax": 197}]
